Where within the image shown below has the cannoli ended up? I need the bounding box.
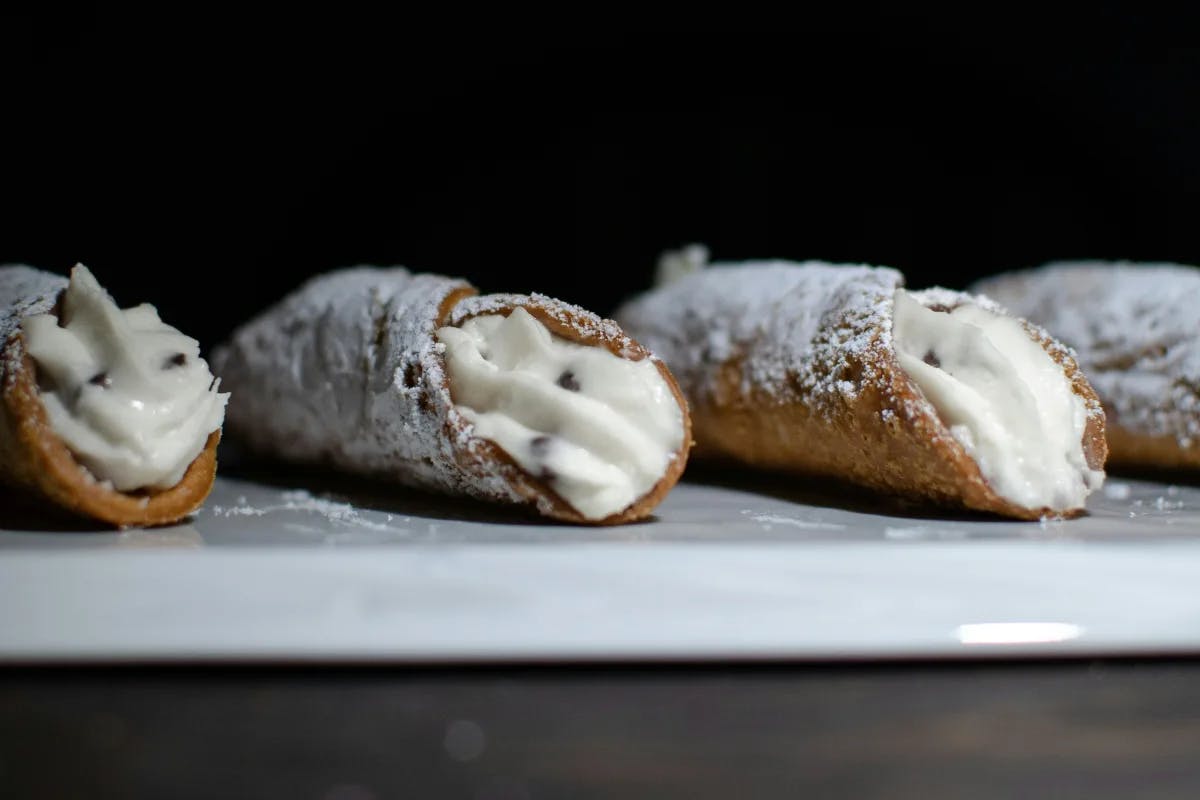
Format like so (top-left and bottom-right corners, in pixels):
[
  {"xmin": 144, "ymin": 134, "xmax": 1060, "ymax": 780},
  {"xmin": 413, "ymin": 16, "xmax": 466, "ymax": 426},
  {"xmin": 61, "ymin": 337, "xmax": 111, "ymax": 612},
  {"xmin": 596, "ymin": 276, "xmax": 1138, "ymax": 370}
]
[
  {"xmin": 0, "ymin": 264, "xmax": 228, "ymax": 526},
  {"xmin": 212, "ymin": 267, "xmax": 691, "ymax": 524},
  {"xmin": 974, "ymin": 261, "xmax": 1200, "ymax": 469},
  {"xmin": 615, "ymin": 252, "xmax": 1107, "ymax": 519}
]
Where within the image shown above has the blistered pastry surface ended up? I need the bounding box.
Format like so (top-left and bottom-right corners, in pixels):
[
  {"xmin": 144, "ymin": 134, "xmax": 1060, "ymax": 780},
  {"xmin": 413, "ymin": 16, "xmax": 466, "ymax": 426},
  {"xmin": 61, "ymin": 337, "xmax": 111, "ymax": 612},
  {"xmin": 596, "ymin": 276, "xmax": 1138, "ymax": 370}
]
[{"xmin": 975, "ymin": 262, "xmax": 1200, "ymax": 447}]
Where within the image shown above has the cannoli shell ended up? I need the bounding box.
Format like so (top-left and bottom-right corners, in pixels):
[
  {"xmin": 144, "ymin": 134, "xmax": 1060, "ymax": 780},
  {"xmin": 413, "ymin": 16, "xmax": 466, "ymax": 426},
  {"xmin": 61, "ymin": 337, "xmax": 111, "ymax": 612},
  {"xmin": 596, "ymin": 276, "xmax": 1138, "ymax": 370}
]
[
  {"xmin": 616, "ymin": 263, "xmax": 1106, "ymax": 519},
  {"xmin": 213, "ymin": 268, "xmax": 691, "ymax": 524},
  {"xmin": 0, "ymin": 266, "xmax": 220, "ymax": 527}
]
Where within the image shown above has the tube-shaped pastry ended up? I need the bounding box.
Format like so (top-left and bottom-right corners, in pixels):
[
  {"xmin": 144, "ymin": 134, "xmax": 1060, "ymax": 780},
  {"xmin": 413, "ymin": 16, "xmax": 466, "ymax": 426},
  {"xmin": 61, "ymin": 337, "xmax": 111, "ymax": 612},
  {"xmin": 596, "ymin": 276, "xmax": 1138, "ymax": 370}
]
[
  {"xmin": 974, "ymin": 261, "xmax": 1200, "ymax": 469},
  {"xmin": 0, "ymin": 265, "xmax": 228, "ymax": 526},
  {"xmin": 212, "ymin": 268, "xmax": 691, "ymax": 524},
  {"xmin": 616, "ymin": 255, "xmax": 1107, "ymax": 519}
]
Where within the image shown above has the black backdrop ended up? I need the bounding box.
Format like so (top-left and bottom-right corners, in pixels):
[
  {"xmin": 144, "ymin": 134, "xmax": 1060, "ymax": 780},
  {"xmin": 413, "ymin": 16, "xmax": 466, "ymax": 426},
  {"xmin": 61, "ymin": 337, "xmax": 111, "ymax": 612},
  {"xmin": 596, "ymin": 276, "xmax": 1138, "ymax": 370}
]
[{"xmin": 4, "ymin": 10, "xmax": 1199, "ymax": 348}]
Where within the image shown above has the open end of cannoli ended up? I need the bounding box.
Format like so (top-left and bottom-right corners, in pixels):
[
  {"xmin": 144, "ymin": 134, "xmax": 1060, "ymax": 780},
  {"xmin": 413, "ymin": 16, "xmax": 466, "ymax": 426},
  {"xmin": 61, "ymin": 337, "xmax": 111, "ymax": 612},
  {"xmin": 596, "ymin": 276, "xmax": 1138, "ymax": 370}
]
[
  {"xmin": 19, "ymin": 265, "xmax": 229, "ymax": 493},
  {"xmin": 436, "ymin": 307, "xmax": 686, "ymax": 521},
  {"xmin": 892, "ymin": 289, "xmax": 1105, "ymax": 511}
]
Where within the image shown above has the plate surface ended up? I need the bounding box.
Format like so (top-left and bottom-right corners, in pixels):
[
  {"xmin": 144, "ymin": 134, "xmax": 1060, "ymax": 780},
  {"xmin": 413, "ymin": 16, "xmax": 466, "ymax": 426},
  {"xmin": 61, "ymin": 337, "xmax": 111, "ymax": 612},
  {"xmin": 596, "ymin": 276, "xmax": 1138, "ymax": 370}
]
[{"xmin": 2, "ymin": 473, "xmax": 1199, "ymax": 663}]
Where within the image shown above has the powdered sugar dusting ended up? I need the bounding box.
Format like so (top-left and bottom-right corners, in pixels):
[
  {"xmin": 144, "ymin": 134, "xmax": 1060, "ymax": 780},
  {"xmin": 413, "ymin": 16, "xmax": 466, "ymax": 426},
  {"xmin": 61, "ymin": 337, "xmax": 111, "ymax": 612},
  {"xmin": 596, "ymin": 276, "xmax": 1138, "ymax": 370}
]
[
  {"xmin": 909, "ymin": 286, "xmax": 1003, "ymax": 315},
  {"xmin": 975, "ymin": 262, "xmax": 1200, "ymax": 444},
  {"xmin": 213, "ymin": 267, "xmax": 527, "ymax": 507},
  {"xmin": 616, "ymin": 258, "xmax": 905, "ymax": 419},
  {"xmin": 0, "ymin": 265, "xmax": 67, "ymax": 376}
]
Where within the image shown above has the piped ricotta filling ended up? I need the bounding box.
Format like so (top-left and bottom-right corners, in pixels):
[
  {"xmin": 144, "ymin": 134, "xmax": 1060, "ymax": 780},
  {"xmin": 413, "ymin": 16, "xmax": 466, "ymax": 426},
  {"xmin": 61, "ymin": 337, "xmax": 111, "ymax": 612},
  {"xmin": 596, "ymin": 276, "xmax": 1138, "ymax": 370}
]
[
  {"xmin": 21, "ymin": 265, "xmax": 229, "ymax": 492},
  {"xmin": 892, "ymin": 290, "xmax": 1104, "ymax": 511},
  {"xmin": 436, "ymin": 308, "xmax": 684, "ymax": 520}
]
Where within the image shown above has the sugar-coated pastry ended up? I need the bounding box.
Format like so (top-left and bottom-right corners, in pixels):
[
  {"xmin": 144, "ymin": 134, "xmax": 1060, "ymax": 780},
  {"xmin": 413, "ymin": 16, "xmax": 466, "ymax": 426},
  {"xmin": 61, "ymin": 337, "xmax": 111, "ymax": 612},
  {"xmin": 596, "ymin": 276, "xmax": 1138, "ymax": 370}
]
[
  {"xmin": 0, "ymin": 264, "xmax": 228, "ymax": 526},
  {"xmin": 616, "ymin": 251, "xmax": 1107, "ymax": 519},
  {"xmin": 974, "ymin": 261, "xmax": 1200, "ymax": 469},
  {"xmin": 213, "ymin": 267, "xmax": 691, "ymax": 524}
]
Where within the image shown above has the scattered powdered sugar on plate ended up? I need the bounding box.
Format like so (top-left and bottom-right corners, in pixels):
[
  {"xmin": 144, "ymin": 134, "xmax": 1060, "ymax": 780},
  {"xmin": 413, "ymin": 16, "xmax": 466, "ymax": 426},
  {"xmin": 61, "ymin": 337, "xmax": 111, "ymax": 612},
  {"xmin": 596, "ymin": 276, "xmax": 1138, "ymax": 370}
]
[
  {"xmin": 209, "ymin": 490, "xmax": 395, "ymax": 532},
  {"xmin": 740, "ymin": 509, "xmax": 846, "ymax": 530},
  {"xmin": 1154, "ymin": 496, "xmax": 1185, "ymax": 511},
  {"xmin": 884, "ymin": 526, "xmax": 968, "ymax": 540},
  {"xmin": 1129, "ymin": 496, "xmax": 1186, "ymax": 513}
]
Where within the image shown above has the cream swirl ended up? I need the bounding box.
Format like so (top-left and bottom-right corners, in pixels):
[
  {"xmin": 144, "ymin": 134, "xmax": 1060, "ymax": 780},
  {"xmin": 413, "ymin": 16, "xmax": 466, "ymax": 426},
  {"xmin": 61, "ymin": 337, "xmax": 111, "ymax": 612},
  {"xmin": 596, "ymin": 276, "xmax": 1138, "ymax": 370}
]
[
  {"xmin": 893, "ymin": 289, "xmax": 1103, "ymax": 510},
  {"xmin": 21, "ymin": 265, "xmax": 228, "ymax": 491},
  {"xmin": 437, "ymin": 308, "xmax": 684, "ymax": 520}
]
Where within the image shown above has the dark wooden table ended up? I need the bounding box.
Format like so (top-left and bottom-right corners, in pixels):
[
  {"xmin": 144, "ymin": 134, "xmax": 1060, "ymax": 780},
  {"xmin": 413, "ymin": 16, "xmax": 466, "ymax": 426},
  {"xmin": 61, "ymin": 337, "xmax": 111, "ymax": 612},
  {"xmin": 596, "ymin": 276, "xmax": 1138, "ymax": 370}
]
[{"xmin": 4, "ymin": 659, "xmax": 1200, "ymax": 798}]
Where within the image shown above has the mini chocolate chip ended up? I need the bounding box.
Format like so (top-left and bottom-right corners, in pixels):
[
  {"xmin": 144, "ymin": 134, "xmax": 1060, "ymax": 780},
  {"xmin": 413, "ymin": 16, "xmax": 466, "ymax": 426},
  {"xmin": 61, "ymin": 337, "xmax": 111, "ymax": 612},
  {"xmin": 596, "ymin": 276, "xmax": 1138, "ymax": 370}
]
[
  {"xmin": 539, "ymin": 466, "xmax": 557, "ymax": 482},
  {"xmin": 530, "ymin": 435, "xmax": 552, "ymax": 457},
  {"xmin": 164, "ymin": 353, "xmax": 187, "ymax": 369},
  {"xmin": 88, "ymin": 372, "xmax": 111, "ymax": 388},
  {"xmin": 402, "ymin": 362, "xmax": 422, "ymax": 388},
  {"xmin": 923, "ymin": 350, "xmax": 941, "ymax": 368},
  {"xmin": 557, "ymin": 370, "xmax": 580, "ymax": 392}
]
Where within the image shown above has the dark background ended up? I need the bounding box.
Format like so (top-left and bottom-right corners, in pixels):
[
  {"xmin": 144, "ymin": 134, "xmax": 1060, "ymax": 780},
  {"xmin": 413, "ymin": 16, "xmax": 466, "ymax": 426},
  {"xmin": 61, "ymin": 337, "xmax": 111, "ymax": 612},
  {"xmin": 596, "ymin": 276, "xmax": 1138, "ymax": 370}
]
[
  {"xmin": 6, "ymin": 14, "xmax": 1200, "ymax": 798},
  {"xmin": 4, "ymin": 9, "xmax": 1199, "ymax": 349}
]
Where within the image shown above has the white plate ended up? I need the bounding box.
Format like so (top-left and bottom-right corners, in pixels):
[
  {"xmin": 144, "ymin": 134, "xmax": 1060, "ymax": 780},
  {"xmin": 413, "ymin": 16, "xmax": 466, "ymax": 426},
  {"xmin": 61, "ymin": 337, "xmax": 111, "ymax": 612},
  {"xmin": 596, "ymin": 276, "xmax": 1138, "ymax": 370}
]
[{"xmin": 1, "ymin": 473, "xmax": 1199, "ymax": 663}]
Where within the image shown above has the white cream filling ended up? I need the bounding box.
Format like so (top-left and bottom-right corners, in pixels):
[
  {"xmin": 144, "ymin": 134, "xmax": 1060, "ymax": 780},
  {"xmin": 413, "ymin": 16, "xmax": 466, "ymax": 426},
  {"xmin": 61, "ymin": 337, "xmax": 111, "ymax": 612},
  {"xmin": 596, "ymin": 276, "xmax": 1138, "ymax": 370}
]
[
  {"xmin": 21, "ymin": 265, "xmax": 229, "ymax": 492},
  {"xmin": 893, "ymin": 290, "xmax": 1103, "ymax": 511},
  {"xmin": 436, "ymin": 308, "xmax": 684, "ymax": 520}
]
